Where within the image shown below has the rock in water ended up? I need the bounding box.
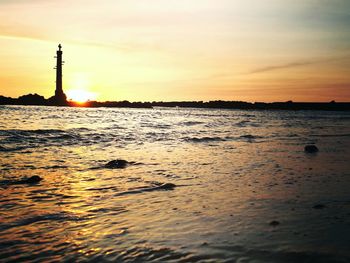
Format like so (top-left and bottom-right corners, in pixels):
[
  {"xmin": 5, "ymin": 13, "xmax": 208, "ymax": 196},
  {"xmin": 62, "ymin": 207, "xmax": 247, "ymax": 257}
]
[
  {"xmin": 269, "ymin": 220, "xmax": 280, "ymax": 227},
  {"xmin": 313, "ymin": 204, "xmax": 326, "ymax": 209},
  {"xmin": 21, "ymin": 176, "xmax": 43, "ymax": 184},
  {"xmin": 105, "ymin": 159, "xmax": 128, "ymax": 169},
  {"xmin": 304, "ymin": 145, "xmax": 319, "ymax": 153}
]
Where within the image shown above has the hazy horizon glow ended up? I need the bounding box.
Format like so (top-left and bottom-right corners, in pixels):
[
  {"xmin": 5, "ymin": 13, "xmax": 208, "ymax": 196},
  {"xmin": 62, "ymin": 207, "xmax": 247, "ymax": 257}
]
[{"xmin": 0, "ymin": 0, "xmax": 349, "ymax": 102}]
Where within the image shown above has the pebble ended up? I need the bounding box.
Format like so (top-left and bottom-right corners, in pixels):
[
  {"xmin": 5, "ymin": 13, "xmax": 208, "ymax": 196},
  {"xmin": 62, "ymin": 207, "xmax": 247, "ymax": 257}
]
[
  {"xmin": 313, "ymin": 204, "xmax": 326, "ymax": 209},
  {"xmin": 269, "ymin": 220, "xmax": 280, "ymax": 227},
  {"xmin": 304, "ymin": 145, "xmax": 319, "ymax": 153}
]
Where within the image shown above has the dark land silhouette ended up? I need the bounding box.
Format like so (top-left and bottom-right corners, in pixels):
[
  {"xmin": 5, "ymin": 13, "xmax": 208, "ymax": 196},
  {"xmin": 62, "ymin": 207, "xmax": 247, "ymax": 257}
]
[
  {"xmin": 1, "ymin": 95, "xmax": 349, "ymax": 111},
  {"xmin": 1, "ymin": 44, "xmax": 349, "ymax": 111}
]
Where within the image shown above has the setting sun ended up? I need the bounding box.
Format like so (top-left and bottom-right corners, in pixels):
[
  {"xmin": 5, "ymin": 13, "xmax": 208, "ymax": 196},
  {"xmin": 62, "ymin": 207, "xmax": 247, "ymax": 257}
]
[{"xmin": 66, "ymin": 89, "xmax": 97, "ymax": 103}]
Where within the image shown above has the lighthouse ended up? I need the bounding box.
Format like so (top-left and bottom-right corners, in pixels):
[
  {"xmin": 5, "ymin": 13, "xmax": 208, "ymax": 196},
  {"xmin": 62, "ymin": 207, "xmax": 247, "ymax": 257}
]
[{"xmin": 48, "ymin": 44, "xmax": 67, "ymax": 105}]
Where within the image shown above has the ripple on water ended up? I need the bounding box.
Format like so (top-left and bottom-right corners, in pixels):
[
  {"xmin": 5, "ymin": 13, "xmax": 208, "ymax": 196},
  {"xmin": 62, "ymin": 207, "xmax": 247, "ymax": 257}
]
[
  {"xmin": 0, "ymin": 212, "xmax": 85, "ymax": 232},
  {"xmin": 183, "ymin": 136, "xmax": 229, "ymax": 143}
]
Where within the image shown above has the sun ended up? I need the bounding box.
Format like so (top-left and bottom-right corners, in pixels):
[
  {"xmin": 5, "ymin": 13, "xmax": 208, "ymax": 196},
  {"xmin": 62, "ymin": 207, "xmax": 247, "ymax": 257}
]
[
  {"xmin": 66, "ymin": 89, "xmax": 97, "ymax": 103},
  {"xmin": 66, "ymin": 73, "xmax": 97, "ymax": 103}
]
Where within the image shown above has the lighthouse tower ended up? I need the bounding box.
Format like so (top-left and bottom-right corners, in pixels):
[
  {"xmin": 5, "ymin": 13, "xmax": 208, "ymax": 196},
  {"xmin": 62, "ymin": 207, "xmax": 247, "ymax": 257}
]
[{"xmin": 48, "ymin": 44, "xmax": 67, "ymax": 105}]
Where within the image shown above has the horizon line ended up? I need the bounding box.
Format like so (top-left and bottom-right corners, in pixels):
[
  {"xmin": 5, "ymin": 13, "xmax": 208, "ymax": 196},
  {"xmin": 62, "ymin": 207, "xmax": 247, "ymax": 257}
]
[{"xmin": 1, "ymin": 93, "xmax": 349, "ymax": 104}]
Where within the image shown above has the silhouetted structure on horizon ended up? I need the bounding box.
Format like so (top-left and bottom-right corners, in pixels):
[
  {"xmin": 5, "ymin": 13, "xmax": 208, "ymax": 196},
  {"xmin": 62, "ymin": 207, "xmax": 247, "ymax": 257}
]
[{"xmin": 48, "ymin": 44, "xmax": 68, "ymax": 106}]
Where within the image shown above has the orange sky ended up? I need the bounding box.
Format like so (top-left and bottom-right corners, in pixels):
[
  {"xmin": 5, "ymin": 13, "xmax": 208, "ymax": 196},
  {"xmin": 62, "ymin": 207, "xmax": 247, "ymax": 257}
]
[{"xmin": 0, "ymin": 0, "xmax": 349, "ymax": 102}]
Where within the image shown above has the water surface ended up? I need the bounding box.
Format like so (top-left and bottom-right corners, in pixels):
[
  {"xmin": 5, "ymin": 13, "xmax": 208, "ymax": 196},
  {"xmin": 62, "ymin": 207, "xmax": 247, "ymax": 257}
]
[{"xmin": 1, "ymin": 105, "xmax": 350, "ymax": 262}]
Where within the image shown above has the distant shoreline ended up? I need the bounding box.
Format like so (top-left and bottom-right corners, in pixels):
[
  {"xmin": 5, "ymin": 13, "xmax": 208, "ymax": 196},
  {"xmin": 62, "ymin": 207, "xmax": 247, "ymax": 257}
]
[{"xmin": 1, "ymin": 94, "xmax": 349, "ymax": 111}]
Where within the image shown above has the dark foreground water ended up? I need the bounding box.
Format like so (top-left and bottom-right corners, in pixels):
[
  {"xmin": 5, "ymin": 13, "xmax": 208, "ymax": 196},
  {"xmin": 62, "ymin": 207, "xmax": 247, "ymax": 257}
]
[{"xmin": 1, "ymin": 105, "xmax": 350, "ymax": 262}]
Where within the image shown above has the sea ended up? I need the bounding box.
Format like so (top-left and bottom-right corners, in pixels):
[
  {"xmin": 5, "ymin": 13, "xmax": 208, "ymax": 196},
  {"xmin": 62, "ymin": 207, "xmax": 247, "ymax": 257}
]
[{"xmin": 0, "ymin": 105, "xmax": 350, "ymax": 262}]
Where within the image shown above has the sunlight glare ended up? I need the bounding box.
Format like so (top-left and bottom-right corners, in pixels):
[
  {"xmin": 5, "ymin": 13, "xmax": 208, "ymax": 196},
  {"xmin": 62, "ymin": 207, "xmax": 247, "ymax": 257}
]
[{"xmin": 66, "ymin": 89, "xmax": 97, "ymax": 103}]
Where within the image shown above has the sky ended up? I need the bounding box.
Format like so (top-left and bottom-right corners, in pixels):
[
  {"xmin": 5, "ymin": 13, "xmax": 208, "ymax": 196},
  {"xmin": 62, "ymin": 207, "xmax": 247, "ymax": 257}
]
[{"xmin": 0, "ymin": 0, "xmax": 349, "ymax": 102}]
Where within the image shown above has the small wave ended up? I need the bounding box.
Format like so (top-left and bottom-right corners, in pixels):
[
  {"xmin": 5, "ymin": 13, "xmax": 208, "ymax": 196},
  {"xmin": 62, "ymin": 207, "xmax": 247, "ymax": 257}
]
[
  {"xmin": 155, "ymin": 124, "xmax": 172, "ymax": 129},
  {"xmin": 42, "ymin": 165, "xmax": 69, "ymax": 169},
  {"xmin": 311, "ymin": 133, "xmax": 350, "ymax": 137},
  {"xmin": 115, "ymin": 183, "xmax": 176, "ymax": 197},
  {"xmin": 240, "ymin": 114, "xmax": 255, "ymax": 117},
  {"xmin": 0, "ymin": 145, "xmax": 33, "ymax": 152},
  {"xmin": 0, "ymin": 175, "xmax": 42, "ymax": 186},
  {"xmin": 0, "ymin": 129, "xmax": 66, "ymax": 138},
  {"xmin": 240, "ymin": 134, "xmax": 255, "ymax": 139},
  {"xmin": 209, "ymin": 244, "xmax": 349, "ymax": 263},
  {"xmin": 113, "ymin": 246, "xmax": 189, "ymax": 262},
  {"xmin": 87, "ymin": 207, "xmax": 127, "ymax": 216},
  {"xmin": 184, "ymin": 134, "xmax": 264, "ymax": 143},
  {"xmin": 235, "ymin": 120, "xmax": 260, "ymax": 127},
  {"xmin": 0, "ymin": 128, "xmax": 94, "ymax": 151},
  {"xmin": 0, "ymin": 145, "xmax": 20, "ymax": 152},
  {"xmin": 86, "ymin": 186, "xmax": 119, "ymax": 191},
  {"xmin": 145, "ymin": 132, "xmax": 170, "ymax": 141},
  {"xmin": 72, "ymin": 127, "xmax": 92, "ymax": 132},
  {"xmin": 0, "ymin": 128, "xmax": 83, "ymax": 137},
  {"xmin": 0, "ymin": 212, "xmax": 84, "ymax": 232},
  {"xmin": 236, "ymin": 120, "xmax": 250, "ymax": 126},
  {"xmin": 184, "ymin": 136, "xmax": 228, "ymax": 143},
  {"xmin": 40, "ymin": 115, "xmax": 62, "ymax": 119},
  {"xmin": 30, "ymin": 129, "xmax": 65, "ymax": 135},
  {"xmin": 53, "ymin": 134, "xmax": 79, "ymax": 140},
  {"xmin": 286, "ymin": 133, "xmax": 299, "ymax": 137},
  {"xmin": 182, "ymin": 121, "xmax": 204, "ymax": 126},
  {"xmin": 239, "ymin": 134, "xmax": 262, "ymax": 140}
]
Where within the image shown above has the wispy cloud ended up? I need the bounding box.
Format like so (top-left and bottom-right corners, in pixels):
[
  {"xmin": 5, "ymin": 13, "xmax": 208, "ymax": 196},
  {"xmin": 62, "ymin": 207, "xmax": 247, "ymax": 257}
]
[
  {"xmin": 0, "ymin": 32, "xmax": 50, "ymax": 43},
  {"xmin": 248, "ymin": 56, "xmax": 349, "ymax": 74},
  {"xmin": 0, "ymin": 31, "xmax": 163, "ymax": 53}
]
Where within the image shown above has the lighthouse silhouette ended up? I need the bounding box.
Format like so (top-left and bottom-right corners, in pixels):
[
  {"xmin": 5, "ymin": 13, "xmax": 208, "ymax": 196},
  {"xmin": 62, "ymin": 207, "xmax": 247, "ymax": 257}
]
[{"xmin": 48, "ymin": 44, "xmax": 68, "ymax": 106}]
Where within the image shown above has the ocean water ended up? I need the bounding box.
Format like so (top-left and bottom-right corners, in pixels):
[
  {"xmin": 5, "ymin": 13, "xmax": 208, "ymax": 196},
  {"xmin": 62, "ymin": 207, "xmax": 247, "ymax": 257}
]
[{"xmin": 1, "ymin": 105, "xmax": 350, "ymax": 262}]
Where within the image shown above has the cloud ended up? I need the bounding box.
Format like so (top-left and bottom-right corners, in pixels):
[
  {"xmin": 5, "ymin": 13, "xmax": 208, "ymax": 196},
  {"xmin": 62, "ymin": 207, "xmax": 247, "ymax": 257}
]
[
  {"xmin": 247, "ymin": 56, "xmax": 349, "ymax": 74},
  {"xmin": 0, "ymin": 31, "xmax": 163, "ymax": 54}
]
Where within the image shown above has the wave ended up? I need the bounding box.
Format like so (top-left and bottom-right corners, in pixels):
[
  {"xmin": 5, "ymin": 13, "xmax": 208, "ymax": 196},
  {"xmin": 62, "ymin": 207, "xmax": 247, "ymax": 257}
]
[
  {"xmin": 209, "ymin": 244, "xmax": 349, "ymax": 263},
  {"xmin": 115, "ymin": 183, "xmax": 176, "ymax": 196},
  {"xmin": 183, "ymin": 136, "xmax": 229, "ymax": 143},
  {"xmin": 0, "ymin": 128, "xmax": 97, "ymax": 152},
  {"xmin": 0, "ymin": 129, "xmax": 69, "ymax": 138},
  {"xmin": 184, "ymin": 135, "xmax": 263, "ymax": 143},
  {"xmin": 311, "ymin": 133, "xmax": 350, "ymax": 137},
  {"xmin": 0, "ymin": 145, "xmax": 27, "ymax": 152},
  {"xmin": 181, "ymin": 121, "xmax": 204, "ymax": 126},
  {"xmin": 1, "ymin": 128, "xmax": 96, "ymax": 136},
  {"xmin": 239, "ymin": 134, "xmax": 263, "ymax": 140},
  {"xmin": 42, "ymin": 165, "xmax": 69, "ymax": 169},
  {"xmin": 0, "ymin": 212, "xmax": 84, "ymax": 232}
]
